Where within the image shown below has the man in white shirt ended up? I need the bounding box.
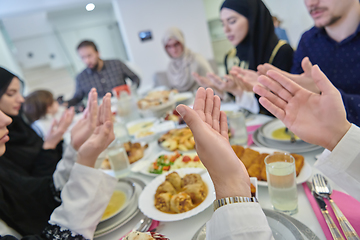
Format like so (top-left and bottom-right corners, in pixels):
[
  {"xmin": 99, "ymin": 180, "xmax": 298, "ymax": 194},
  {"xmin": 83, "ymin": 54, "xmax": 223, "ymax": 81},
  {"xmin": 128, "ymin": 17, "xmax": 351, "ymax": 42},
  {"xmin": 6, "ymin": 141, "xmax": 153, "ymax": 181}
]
[{"xmin": 176, "ymin": 63, "xmax": 360, "ymax": 239}]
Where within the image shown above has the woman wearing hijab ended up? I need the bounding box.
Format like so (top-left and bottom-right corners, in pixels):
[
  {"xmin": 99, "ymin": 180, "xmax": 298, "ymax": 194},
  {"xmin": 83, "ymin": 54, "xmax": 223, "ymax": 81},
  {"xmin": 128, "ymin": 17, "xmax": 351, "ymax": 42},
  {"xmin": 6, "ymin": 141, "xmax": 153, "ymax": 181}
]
[
  {"xmin": 0, "ymin": 67, "xmax": 70, "ymax": 177},
  {"xmin": 0, "ymin": 89, "xmax": 116, "ymax": 238},
  {"xmin": 193, "ymin": 0, "xmax": 293, "ymax": 114},
  {"xmin": 162, "ymin": 27, "xmax": 214, "ymax": 92}
]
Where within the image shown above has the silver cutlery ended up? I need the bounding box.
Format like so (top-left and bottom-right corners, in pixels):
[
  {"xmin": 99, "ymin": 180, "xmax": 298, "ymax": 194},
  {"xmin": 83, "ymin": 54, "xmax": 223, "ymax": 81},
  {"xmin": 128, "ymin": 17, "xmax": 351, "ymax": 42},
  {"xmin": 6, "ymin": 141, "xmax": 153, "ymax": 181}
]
[
  {"xmin": 313, "ymin": 174, "xmax": 360, "ymax": 240},
  {"xmin": 309, "ymin": 181, "xmax": 345, "ymax": 240},
  {"xmin": 285, "ymin": 127, "xmax": 296, "ymax": 143}
]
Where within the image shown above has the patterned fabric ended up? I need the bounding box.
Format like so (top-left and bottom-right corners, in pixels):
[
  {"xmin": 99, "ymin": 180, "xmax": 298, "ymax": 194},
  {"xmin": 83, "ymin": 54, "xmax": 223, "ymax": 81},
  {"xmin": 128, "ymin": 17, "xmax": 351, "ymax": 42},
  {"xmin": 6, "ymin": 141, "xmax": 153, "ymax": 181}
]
[
  {"xmin": 68, "ymin": 60, "xmax": 140, "ymax": 106},
  {"xmin": 291, "ymin": 24, "xmax": 360, "ymax": 125},
  {"xmin": 41, "ymin": 224, "xmax": 86, "ymax": 240}
]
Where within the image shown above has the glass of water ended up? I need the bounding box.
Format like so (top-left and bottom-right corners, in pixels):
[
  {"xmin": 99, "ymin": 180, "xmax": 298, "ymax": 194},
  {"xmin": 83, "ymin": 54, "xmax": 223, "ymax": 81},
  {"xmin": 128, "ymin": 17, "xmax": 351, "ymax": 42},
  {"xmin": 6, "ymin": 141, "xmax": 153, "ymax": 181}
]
[
  {"xmin": 227, "ymin": 111, "xmax": 248, "ymax": 146},
  {"xmin": 107, "ymin": 139, "xmax": 130, "ymax": 178},
  {"xmin": 265, "ymin": 152, "xmax": 298, "ymax": 215}
]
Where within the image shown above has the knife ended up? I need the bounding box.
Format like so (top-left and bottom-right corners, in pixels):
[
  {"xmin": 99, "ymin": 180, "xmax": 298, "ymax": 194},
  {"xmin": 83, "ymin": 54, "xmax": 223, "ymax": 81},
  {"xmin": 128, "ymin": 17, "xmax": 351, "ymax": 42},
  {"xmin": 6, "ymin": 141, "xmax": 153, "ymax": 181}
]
[{"xmin": 311, "ymin": 181, "xmax": 345, "ymax": 240}]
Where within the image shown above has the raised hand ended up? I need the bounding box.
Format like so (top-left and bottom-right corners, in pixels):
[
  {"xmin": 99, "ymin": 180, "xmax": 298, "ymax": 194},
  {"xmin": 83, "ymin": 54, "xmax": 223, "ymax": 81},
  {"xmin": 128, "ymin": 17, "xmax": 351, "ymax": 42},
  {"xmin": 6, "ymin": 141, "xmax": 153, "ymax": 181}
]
[
  {"xmin": 70, "ymin": 88, "xmax": 98, "ymax": 151},
  {"xmin": 253, "ymin": 65, "xmax": 351, "ymax": 151},
  {"xmin": 230, "ymin": 66, "xmax": 259, "ymax": 92},
  {"xmin": 207, "ymin": 73, "xmax": 244, "ymax": 97},
  {"xmin": 192, "ymin": 72, "xmax": 224, "ymax": 97},
  {"xmin": 257, "ymin": 57, "xmax": 320, "ymax": 93},
  {"xmin": 77, "ymin": 93, "xmax": 114, "ymax": 168},
  {"xmin": 43, "ymin": 107, "xmax": 75, "ymax": 150},
  {"xmin": 176, "ymin": 87, "xmax": 251, "ymax": 199}
]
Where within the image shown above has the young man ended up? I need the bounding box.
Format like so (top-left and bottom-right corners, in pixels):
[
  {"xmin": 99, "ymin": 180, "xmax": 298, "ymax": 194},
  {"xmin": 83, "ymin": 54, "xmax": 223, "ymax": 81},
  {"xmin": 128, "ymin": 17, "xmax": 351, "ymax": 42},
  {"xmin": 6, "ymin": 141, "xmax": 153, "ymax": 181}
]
[
  {"xmin": 290, "ymin": 0, "xmax": 360, "ymax": 123},
  {"xmin": 66, "ymin": 40, "xmax": 140, "ymax": 106}
]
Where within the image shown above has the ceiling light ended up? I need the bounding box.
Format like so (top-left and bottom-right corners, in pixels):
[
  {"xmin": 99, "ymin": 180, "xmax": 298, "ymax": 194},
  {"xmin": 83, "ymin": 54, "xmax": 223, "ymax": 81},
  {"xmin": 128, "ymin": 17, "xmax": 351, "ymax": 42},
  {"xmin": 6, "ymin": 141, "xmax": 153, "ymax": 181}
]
[{"xmin": 86, "ymin": 3, "xmax": 95, "ymax": 11}]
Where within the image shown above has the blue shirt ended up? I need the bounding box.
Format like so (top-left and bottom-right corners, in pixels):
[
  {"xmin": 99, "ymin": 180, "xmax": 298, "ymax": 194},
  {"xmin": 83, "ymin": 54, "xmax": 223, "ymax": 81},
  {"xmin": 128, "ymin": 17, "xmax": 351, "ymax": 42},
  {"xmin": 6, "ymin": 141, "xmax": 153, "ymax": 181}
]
[
  {"xmin": 291, "ymin": 25, "xmax": 360, "ymax": 125},
  {"xmin": 275, "ymin": 27, "xmax": 290, "ymax": 44}
]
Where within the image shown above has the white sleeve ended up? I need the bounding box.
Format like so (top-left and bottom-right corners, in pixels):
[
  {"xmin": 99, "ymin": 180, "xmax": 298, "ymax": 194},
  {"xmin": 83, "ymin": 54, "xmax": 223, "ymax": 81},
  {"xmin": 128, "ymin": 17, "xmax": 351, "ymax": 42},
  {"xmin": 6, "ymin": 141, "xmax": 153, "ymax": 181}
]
[
  {"xmin": 49, "ymin": 163, "xmax": 117, "ymax": 239},
  {"xmin": 235, "ymin": 92, "xmax": 260, "ymax": 114},
  {"xmin": 52, "ymin": 145, "xmax": 78, "ymax": 190},
  {"xmin": 315, "ymin": 124, "xmax": 360, "ymax": 201},
  {"xmin": 206, "ymin": 203, "xmax": 274, "ymax": 240}
]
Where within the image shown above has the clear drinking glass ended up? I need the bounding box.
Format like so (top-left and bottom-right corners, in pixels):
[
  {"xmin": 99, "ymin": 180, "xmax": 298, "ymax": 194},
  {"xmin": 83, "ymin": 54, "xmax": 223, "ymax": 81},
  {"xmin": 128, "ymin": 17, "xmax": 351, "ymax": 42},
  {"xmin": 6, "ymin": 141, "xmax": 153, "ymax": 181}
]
[
  {"xmin": 227, "ymin": 111, "xmax": 248, "ymax": 146},
  {"xmin": 107, "ymin": 139, "xmax": 130, "ymax": 178},
  {"xmin": 265, "ymin": 152, "xmax": 298, "ymax": 215}
]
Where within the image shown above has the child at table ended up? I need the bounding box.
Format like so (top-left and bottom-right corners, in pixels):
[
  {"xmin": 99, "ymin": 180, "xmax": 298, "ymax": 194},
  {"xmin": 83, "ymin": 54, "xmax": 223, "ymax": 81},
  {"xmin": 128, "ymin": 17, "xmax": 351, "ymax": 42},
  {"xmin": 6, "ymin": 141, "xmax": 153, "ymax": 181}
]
[{"xmin": 23, "ymin": 90, "xmax": 65, "ymax": 139}]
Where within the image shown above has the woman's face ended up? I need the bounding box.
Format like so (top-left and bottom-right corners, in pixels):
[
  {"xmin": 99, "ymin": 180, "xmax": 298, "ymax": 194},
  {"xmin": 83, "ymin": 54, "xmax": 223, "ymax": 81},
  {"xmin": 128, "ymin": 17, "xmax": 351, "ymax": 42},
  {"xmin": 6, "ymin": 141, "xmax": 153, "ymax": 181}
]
[
  {"xmin": 165, "ymin": 38, "xmax": 184, "ymax": 58},
  {"xmin": 0, "ymin": 77, "xmax": 25, "ymax": 116},
  {"xmin": 0, "ymin": 110, "xmax": 12, "ymax": 156},
  {"xmin": 220, "ymin": 8, "xmax": 249, "ymax": 46}
]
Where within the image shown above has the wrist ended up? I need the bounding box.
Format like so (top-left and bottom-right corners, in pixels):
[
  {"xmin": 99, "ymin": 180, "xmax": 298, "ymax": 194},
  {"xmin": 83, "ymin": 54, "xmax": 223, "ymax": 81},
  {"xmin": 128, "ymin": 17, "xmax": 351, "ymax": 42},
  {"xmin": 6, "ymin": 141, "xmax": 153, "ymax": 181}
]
[
  {"xmin": 76, "ymin": 153, "xmax": 96, "ymax": 168},
  {"xmin": 43, "ymin": 141, "xmax": 56, "ymax": 150},
  {"xmin": 325, "ymin": 121, "xmax": 351, "ymax": 151},
  {"xmin": 211, "ymin": 175, "xmax": 251, "ymax": 200}
]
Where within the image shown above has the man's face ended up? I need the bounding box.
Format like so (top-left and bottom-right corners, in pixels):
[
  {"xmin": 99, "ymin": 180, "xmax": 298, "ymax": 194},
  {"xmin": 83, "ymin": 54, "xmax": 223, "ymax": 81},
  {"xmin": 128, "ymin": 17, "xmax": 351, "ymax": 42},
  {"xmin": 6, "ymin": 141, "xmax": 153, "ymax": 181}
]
[
  {"xmin": 78, "ymin": 46, "xmax": 100, "ymax": 69},
  {"xmin": 304, "ymin": 0, "xmax": 353, "ymax": 28}
]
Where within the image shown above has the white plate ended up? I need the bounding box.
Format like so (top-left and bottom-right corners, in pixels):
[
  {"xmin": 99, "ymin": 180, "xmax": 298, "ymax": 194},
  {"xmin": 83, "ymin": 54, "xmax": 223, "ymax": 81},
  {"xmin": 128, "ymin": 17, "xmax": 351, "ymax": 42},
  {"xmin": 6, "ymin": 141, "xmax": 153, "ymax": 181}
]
[
  {"xmin": 253, "ymin": 129, "xmax": 323, "ymax": 153},
  {"xmin": 174, "ymin": 92, "xmax": 194, "ymax": 105},
  {"xmin": 100, "ymin": 179, "xmax": 136, "ymax": 222},
  {"xmin": 94, "ymin": 179, "xmax": 145, "ymax": 237},
  {"xmin": 138, "ymin": 168, "xmax": 215, "ymax": 222},
  {"xmin": 191, "ymin": 208, "xmax": 303, "ymax": 240},
  {"xmin": 126, "ymin": 117, "xmax": 157, "ymax": 136},
  {"xmin": 137, "ymin": 151, "xmax": 204, "ymax": 177},
  {"xmin": 260, "ymin": 119, "xmax": 303, "ymax": 143},
  {"xmin": 248, "ymin": 147, "xmax": 312, "ymax": 187}
]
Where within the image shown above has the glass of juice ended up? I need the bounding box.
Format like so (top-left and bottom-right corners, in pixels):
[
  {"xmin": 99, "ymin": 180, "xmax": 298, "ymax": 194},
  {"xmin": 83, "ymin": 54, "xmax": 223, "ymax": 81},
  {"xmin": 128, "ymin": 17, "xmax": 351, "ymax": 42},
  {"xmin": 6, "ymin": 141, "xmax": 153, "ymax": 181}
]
[{"xmin": 265, "ymin": 152, "xmax": 298, "ymax": 215}]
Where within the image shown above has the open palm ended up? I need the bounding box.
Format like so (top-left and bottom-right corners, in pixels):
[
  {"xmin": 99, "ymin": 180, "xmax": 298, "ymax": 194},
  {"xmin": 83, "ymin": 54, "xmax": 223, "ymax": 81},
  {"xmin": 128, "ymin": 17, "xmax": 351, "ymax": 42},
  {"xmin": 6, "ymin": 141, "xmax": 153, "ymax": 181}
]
[
  {"xmin": 254, "ymin": 66, "xmax": 350, "ymax": 151},
  {"xmin": 176, "ymin": 87, "xmax": 250, "ymax": 199},
  {"xmin": 230, "ymin": 66, "xmax": 258, "ymax": 92}
]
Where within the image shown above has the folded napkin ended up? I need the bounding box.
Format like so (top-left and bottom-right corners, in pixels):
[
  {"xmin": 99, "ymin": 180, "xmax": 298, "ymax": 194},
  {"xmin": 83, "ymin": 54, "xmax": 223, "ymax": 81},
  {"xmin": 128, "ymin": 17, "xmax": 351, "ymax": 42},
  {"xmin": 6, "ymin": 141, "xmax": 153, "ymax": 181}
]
[
  {"xmin": 247, "ymin": 124, "xmax": 262, "ymax": 146},
  {"xmin": 302, "ymin": 182, "xmax": 360, "ymax": 239}
]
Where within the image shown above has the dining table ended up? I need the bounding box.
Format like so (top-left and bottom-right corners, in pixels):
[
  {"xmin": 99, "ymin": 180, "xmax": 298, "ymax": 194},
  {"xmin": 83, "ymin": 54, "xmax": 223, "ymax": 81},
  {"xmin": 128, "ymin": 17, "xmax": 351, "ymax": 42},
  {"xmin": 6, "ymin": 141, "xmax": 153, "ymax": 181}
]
[{"xmin": 95, "ymin": 100, "xmax": 347, "ymax": 240}]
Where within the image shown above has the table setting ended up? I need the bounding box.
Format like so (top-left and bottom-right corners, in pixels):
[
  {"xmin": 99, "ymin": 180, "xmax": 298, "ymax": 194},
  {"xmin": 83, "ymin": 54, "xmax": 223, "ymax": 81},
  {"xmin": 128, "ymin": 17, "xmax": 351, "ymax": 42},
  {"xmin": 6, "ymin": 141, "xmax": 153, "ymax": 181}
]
[{"xmin": 81, "ymin": 88, "xmax": 360, "ymax": 240}]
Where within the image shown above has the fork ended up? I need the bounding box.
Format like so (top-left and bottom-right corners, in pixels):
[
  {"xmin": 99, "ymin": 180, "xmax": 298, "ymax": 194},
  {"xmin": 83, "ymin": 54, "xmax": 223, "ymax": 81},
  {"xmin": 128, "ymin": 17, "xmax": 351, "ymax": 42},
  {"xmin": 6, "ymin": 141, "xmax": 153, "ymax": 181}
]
[{"xmin": 313, "ymin": 174, "xmax": 360, "ymax": 240}]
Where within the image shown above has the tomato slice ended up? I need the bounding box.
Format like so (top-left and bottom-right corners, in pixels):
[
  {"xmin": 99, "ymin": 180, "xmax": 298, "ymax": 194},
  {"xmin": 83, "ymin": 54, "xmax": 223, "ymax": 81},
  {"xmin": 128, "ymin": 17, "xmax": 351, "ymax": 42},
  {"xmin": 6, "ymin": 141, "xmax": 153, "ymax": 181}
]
[
  {"xmin": 162, "ymin": 166, "xmax": 170, "ymax": 171},
  {"xmin": 182, "ymin": 156, "xmax": 191, "ymax": 163},
  {"xmin": 193, "ymin": 156, "xmax": 200, "ymax": 162}
]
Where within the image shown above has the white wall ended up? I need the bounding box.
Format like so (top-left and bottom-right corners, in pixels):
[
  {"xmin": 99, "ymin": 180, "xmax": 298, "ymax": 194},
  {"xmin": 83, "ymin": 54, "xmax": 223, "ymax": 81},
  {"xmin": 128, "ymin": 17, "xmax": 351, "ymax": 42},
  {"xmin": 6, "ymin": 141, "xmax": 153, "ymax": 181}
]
[
  {"xmin": 262, "ymin": 0, "xmax": 313, "ymax": 48},
  {"xmin": 112, "ymin": 0, "xmax": 214, "ymax": 92},
  {"xmin": 203, "ymin": 0, "xmax": 314, "ymax": 48}
]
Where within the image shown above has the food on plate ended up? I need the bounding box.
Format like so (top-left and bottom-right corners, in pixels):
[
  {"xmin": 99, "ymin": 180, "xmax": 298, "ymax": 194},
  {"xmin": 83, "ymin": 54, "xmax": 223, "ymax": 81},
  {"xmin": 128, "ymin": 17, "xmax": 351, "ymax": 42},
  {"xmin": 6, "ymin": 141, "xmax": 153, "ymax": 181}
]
[
  {"xmin": 250, "ymin": 183, "xmax": 256, "ymax": 197},
  {"xmin": 164, "ymin": 109, "xmax": 185, "ymax": 125},
  {"xmin": 183, "ymin": 183, "xmax": 207, "ymax": 204},
  {"xmin": 101, "ymin": 141, "xmax": 148, "ymax": 169},
  {"xmin": 154, "ymin": 172, "xmax": 208, "ymax": 214},
  {"xmin": 231, "ymin": 146, "xmax": 305, "ymax": 182},
  {"xmin": 101, "ymin": 190, "xmax": 126, "ymax": 220},
  {"xmin": 124, "ymin": 231, "xmax": 169, "ymax": 240},
  {"xmin": 127, "ymin": 121, "xmax": 154, "ymax": 135},
  {"xmin": 136, "ymin": 130, "xmax": 155, "ymax": 139},
  {"xmin": 272, "ymin": 127, "xmax": 300, "ymax": 140},
  {"xmin": 148, "ymin": 151, "xmax": 205, "ymax": 174},
  {"xmin": 137, "ymin": 89, "xmax": 178, "ymax": 110},
  {"xmin": 165, "ymin": 172, "xmax": 182, "ymax": 191},
  {"xmin": 123, "ymin": 141, "xmax": 149, "ymax": 164},
  {"xmin": 170, "ymin": 192, "xmax": 194, "ymax": 213},
  {"xmin": 182, "ymin": 173, "xmax": 203, "ymax": 187},
  {"xmin": 154, "ymin": 192, "xmax": 172, "ymax": 212},
  {"xmin": 155, "ymin": 181, "xmax": 176, "ymax": 196},
  {"xmin": 158, "ymin": 127, "xmax": 195, "ymax": 151}
]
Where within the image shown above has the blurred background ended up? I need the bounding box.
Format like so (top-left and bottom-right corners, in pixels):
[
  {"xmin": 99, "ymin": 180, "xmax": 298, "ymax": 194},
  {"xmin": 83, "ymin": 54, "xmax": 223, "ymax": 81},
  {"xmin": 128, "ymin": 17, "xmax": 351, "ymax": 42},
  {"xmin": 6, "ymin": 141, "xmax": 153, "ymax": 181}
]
[{"xmin": 0, "ymin": 0, "xmax": 313, "ymax": 98}]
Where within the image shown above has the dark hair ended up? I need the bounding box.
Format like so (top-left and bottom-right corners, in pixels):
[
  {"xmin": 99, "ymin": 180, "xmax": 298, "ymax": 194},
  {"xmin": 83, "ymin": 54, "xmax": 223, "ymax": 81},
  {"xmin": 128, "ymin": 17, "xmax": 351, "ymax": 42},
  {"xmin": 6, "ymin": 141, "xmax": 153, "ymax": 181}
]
[
  {"xmin": 77, "ymin": 40, "xmax": 98, "ymax": 52},
  {"xmin": 0, "ymin": 67, "xmax": 20, "ymax": 98},
  {"xmin": 23, "ymin": 90, "xmax": 54, "ymax": 123}
]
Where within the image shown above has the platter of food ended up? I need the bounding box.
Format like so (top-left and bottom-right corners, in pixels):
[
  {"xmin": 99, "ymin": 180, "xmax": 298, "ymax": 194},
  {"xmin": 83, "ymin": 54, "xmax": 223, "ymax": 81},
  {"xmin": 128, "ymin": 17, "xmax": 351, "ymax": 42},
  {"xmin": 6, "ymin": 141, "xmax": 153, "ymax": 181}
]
[
  {"xmin": 138, "ymin": 151, "xmax": 205, "ymax": 177},
  {"xmin": 158, "ymin": 127, "xmax": 195, "ymax": 152},
  {"xmin": 138, "ymin": 168, "xmax": 215, "ymax": 222},
  {"xmin": 231, "ymin": 146, "xmax": 311, "ymax": 187},
  {"xmin": 137, "ymin": 90, "xmax": 177, "ymax": 118}
]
